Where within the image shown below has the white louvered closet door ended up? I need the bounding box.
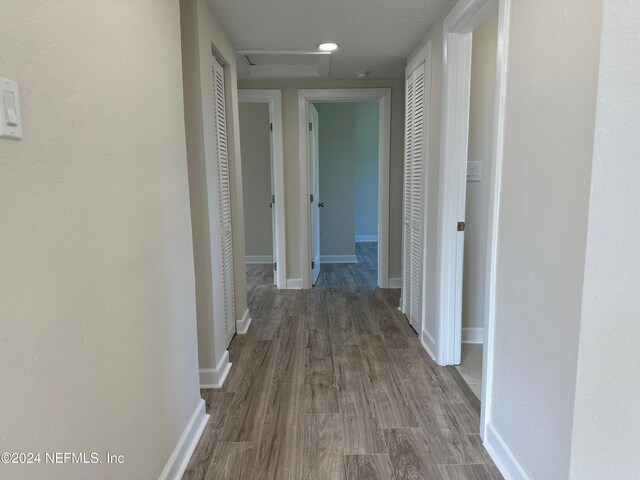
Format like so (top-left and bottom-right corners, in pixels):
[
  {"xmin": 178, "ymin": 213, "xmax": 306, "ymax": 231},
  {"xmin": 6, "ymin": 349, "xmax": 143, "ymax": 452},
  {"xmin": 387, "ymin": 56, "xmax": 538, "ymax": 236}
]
[
  {"xmin": 212, "ymin": 58, "xmax": 236, "ymax": 347},
  {"xmin": 402, "ymin": 62, "xmax": 427, "ymax": 334},
  {"xmin": 402, "ymin": 79, "xmax": 414, "ymax": 316}
]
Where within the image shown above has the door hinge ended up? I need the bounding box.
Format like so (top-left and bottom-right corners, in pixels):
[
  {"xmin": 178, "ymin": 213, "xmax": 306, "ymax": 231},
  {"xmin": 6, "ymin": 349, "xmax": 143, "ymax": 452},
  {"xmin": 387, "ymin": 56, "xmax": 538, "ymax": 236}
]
[
  {"xmin": 270, "ymin": 122, "xmax": 273, "ymax": 132},
  {"xmin": 457, "ymin": 221, "xmax": 466, "ymax": 232},
  {"xmin": 310, "ymin": 194, "xmax": 314, "ymax": 203},
  {"xmin": 309, "ymin": 122, "xmax": 313, "ymax": 131},
  {"xmin": 272, "ymin": 194, "xmax": 275, "ymax": 204},
  {"xmin": 311, "ymin": 261, "xmax": 315, "ymax": 269},
  {"xmin": 274, "ymin": 262, "xmax": 277, "ymax": 271}
]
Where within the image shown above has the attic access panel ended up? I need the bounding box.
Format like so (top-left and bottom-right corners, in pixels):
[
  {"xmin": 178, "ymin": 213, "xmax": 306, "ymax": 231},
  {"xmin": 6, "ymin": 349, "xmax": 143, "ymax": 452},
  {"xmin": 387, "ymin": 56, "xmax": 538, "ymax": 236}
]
[{"xmin": 237, "ymin": 51, "xmax": 331, "ymax": 79}]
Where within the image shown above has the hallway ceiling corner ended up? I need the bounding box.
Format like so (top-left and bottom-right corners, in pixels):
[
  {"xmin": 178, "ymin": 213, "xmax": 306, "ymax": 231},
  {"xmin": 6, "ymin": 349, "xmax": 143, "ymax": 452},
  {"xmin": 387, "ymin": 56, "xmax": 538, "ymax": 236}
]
[{"xmin": 209, "ymin": 0, "xmax": 455, "ymax": 79}]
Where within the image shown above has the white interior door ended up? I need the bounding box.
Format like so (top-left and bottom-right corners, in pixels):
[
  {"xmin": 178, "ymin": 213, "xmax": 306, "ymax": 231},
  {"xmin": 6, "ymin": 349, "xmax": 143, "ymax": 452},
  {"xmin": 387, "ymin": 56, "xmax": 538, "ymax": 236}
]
[
  {"xmin": 213, "ymin": 58, "xmax": 236, "ymax": 347},
  {"xmin": 402, "ymin": 60, "xmax": 429, "ymax": 334},
  {"xmin": 402, "ymin": 78, "xmax": 415, "ymax": 318},
  {"xmin": 409, "ymin": 68, "xmax": 426, "ymax": 333},
  {"xmin": 310, "ymin": 104, "xmax": 321, "ymax": 286}
]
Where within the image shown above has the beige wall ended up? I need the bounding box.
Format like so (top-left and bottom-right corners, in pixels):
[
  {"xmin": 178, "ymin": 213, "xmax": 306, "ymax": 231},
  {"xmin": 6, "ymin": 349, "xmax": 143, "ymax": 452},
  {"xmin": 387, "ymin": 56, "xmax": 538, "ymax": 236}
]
[
  {"xmin": 181, "ymin": 0, "xmax": 247, "ymax": 371},
  {"xmin": 239, "ymin": 102, "xmax": 273, "ymax": 258},
  {"xmin": 238, "ymin": 79, "xmax": 405, "ymax": 281},
  {"xmin": 489, "ymin": 1, "xmax": 602, "ymax": 478},
  {"xmin": 462, "ymin": 12, "xmax": 498, "ymax": 330},
  {"xmin": 0, "ymin": 1, "xmax": 201, "ymax": 478},
  {"xmin": 569, "ymin": 0, "xmax": 640, "ymax": 477}
]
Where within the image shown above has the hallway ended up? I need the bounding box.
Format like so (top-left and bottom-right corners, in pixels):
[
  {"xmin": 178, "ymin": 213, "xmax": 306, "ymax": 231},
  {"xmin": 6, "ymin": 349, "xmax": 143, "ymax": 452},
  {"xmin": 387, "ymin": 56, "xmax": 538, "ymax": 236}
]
[{"xmin": 184, "ymin": 244, "xmax": 502, "ymax": 479}]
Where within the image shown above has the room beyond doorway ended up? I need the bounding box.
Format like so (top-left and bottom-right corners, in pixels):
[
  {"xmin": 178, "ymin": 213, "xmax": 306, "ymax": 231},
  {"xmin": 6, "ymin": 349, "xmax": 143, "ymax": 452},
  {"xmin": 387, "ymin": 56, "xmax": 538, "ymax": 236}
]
[
  {"xmin": 311, "ymin": 101, "xmax": 380, "ymax": 285},
  {"xmin": 298, "ymin": 88, "xmax": 391, "ymax": 289},
  {"xmin": 455, "ymin": 10, "xmax": 499, "ymax": 402},
  {"xmin": 238, "ymin": 89, "xmax": 286, "ymax": 289},
  {"xmin": 239, "ymin": 102, "xmax": 273, "ymax": 267}
]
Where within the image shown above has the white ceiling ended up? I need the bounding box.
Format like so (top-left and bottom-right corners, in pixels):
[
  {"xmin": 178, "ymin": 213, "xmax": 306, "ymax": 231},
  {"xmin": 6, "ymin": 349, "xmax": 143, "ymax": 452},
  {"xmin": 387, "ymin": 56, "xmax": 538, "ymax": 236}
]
[{"xmin": 209, "ymin": 0, "xmax": 454, "ymax": 79}]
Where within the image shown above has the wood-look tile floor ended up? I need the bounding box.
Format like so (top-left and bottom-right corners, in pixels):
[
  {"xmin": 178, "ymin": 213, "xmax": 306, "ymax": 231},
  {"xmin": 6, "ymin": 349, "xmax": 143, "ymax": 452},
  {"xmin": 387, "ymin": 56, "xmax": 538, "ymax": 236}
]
[{"xmin": 184, "ymin": 243, "xmax": 503, "ymax": 480}]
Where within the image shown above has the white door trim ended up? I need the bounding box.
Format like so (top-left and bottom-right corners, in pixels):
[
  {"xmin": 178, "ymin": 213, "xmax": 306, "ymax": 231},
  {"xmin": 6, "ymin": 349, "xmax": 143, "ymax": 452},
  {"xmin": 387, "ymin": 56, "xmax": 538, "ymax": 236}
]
[
  {"xmin": 419, "ymin": 43, "xmax": 433, "ymax": 352},
  {"xmin": 480, "ymin": 0, "xmax": 510, "ymax": 444},
  {"xmin": 435, "ymin": 0, "xmax": 510, "ymax": 444},
  {"xmin": 238, "ymin": 89, "xmax": 287, "ymax": 289},
  {"xmin": 298, "ymin": 88, "xmax": 392, "ymax": 289}
]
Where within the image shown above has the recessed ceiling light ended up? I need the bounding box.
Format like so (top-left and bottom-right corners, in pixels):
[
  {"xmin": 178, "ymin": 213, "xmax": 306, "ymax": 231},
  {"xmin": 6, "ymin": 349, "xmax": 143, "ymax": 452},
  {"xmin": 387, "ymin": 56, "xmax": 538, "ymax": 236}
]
[{"xmin": 318, "ymin": 42, "xmax": 339, "ymax": 52}]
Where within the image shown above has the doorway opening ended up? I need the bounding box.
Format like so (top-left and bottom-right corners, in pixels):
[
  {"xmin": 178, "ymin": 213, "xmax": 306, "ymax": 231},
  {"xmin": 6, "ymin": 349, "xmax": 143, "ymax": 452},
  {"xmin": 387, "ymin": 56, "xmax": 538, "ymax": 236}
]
[
  {"xmin": 455, "ymin": 10, "xmax": 499, "ymax": 401},
  {"xmin": 435, "ymin": 0, "xmax": 510, "ymax": 440},
  {"xmin": 308, "ymin": 102, "xmax": 380, "ymax": 287},
  {"xmin": 238, "ymin": 89, "xmax": 286, "ymax": 292},
  {"xmin": 298, "ymin": 89, "xmax": 391, "ymax": 289}
]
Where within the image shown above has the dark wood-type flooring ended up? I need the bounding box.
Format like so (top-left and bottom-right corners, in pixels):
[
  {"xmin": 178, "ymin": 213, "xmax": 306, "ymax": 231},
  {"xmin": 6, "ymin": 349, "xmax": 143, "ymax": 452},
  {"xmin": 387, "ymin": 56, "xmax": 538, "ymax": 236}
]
[{"xmin": 183, "ymin": 243, "xmax": 502, "ymax": 480}]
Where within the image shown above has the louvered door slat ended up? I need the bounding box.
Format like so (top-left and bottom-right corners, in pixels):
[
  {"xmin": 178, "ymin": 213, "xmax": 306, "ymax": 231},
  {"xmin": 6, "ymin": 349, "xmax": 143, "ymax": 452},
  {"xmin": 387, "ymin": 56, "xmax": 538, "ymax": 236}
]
[
  {"xmin": 402, "ymin": 78, "xmax": 415, "ymax": 314},
  {"xmin": 402, "ymin": 64, "xmax": 427, "ymax": 334},
  {"xmin": 212, "ymin": 59, "xmax": 236, "ymax": 346},
  {"xmin": 409, "ymin": 69, "xmax": 425, "ymax": 327}
]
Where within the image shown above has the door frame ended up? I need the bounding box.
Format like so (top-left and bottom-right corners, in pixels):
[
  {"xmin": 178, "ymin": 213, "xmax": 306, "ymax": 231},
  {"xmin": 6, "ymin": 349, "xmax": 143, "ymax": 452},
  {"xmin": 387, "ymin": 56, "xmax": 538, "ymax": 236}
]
[
  {"xmin": 309, "ymin": 104, "xmax": 321, "ymax": 286},
  {"xmin": 238, "ymin": 89, "xmax": 287, "ymax": 289},
  {"xmin": 298, "ymin": 88, "xmax": 392, "ymax": 289},
  {"xmin": 435, "ymin": 0, "xmax": 511, "ymax": 440}
]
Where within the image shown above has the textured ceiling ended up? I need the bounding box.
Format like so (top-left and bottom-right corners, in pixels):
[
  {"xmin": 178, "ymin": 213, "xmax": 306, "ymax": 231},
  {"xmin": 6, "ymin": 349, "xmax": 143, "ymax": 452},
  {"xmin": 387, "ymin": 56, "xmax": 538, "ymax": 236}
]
[{"xmin": 209, "ymin": 0, "xmax": 455, "ymax": 79}]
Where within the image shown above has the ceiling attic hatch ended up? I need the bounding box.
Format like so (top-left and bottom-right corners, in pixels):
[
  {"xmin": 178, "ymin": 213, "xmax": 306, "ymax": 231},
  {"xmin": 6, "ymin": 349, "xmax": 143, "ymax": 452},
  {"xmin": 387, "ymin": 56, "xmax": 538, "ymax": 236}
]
[{"xmin": 237, "ymin": 51, "xmax": 332, "ymax": 79}]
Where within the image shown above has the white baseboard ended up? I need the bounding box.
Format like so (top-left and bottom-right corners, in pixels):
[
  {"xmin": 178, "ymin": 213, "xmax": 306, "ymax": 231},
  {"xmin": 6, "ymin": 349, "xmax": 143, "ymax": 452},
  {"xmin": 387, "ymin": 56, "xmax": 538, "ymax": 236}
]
[
  {"xmin": 245, "ymin": 255, "xmax": 273, "ymax": 264},
  {"xmin": 286, "ymin": 278, "xmax": 302, "ymax": 289},
  {"xmin": 159, "ymin": 398, "xmax": 209, "ymax": 480},
  {"xmin": 421, "ymin": 330, "xmax": 437, "ymax": 361},
  {"xmin": 199, "ymin": 350, "xmax": 232, "ymax": 388},
  {"xmin": 236, "ymin": 308, "xmax": 252, "ymax": 334},
  {"xmin": 320, "ymin": 254, "xmax": 358, "ymax": 264},
  {"xmin": 462, "ymin": 327, "xmax": 484, "ymax": 344},
  {"xmin": 355, "ymin": 235, "xmax": 378, "ymax": 242},
  {"xmin": 388, "ymin": 277, "xmax": 402, "ymax": 288},
  {"xmin": 484, "ymin": 423, "xmax": 530, "ymax": 480}
]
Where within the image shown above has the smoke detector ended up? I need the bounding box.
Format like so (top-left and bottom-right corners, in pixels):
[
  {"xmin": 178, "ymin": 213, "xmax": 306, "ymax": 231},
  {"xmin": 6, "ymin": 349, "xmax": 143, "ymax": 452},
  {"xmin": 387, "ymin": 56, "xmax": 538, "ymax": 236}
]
[{"xmin": 355, "ymin": 71, "xmax": 370, "ymax": 79}]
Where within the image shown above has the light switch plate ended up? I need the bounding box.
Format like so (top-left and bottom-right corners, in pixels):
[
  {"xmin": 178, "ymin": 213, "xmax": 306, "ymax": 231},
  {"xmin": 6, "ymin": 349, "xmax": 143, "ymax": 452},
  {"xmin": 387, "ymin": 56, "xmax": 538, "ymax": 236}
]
[
  {"xmin": 467, "ymin": 161, "xmax": 483, "ymax": 182},
  {"xmin": 0, "ymin": 77, "xmax": 22, "ymax": 139}
]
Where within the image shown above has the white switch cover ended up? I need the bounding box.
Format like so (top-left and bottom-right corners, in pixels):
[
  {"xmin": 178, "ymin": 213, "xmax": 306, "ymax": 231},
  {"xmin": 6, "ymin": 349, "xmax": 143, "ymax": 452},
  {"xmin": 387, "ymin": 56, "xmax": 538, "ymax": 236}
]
[
  {"xmin": 467, "ymin": 161, "xmax": 483, "ymax": 182},
  {"xmin": 1, "ymin": 77, "xmax": 22, "ymax": 139}
]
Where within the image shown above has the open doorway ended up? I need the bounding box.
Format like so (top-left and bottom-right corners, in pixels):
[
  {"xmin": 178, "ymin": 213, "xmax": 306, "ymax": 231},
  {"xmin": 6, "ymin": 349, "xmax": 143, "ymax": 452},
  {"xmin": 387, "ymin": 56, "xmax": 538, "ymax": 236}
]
[
  {"xmin": 308, "ymin": 102, "xmax": 380, "ymax": 287},
  {"xmin": 298, "ymin": 89, "xmax": 391, "ymax": 290},
  {"xmin": 434, "ymin": 0, "xmax": 510, "ymax": 439},
  {"xmin": 456, "ymin": 11, "xmax": 499, "ymax": 400},
  {"xmin": 238, "ymin": 90, "xmax": 286, "ymax": 293}
]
